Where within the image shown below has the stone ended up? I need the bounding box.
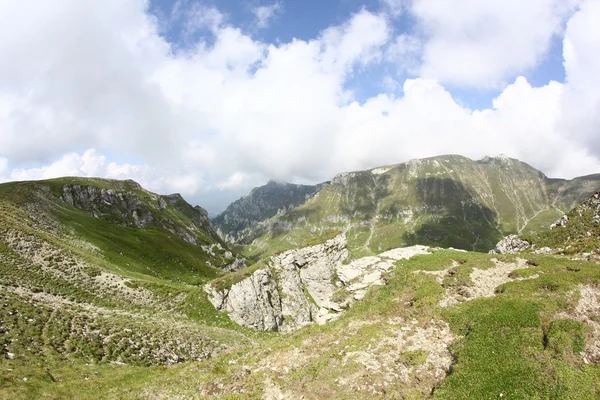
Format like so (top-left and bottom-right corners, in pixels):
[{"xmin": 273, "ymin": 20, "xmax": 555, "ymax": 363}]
[
  {"xmin": 550, "ymin": 215, "xmax": 569, "ymax": 229},
  {"xmin": 205, "ymin": 268, "xmax": 283, "ymax": 331},
  {"xmin": 489, "ymin": 235, "xmax": 530, "ymax": 254},
  {"xmin": 205, "ymin": 234, "xmax": 434, "ymax": 332}
]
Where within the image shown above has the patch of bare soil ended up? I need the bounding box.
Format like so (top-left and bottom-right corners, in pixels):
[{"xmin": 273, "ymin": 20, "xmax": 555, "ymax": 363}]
[
  {"xmin": 340, "ymin": 319, "xmax": 455, "ymax": 390},
  {"xmin": 558, "ymin": 285, "xmax": 600, "ymax": 364},
  {"xmin": 416, "ymin": 258, "xmax": 539, "ymax": 308}
]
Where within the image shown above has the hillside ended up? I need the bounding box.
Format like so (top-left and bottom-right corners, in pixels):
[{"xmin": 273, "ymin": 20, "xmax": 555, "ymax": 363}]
[
  {"xmin": 239, "ymin": 155, "xmax": 600, "ymax": 259},
  {"xmin": 212, "ymin": 180, "xmax": 327, "ymax": 244},
  {"xmin": 3, "ymin": 233, "xmax": 600, "ymax": 398},
  {"xmin": 0, "ymin": 178, "xmax": 258, "ymax": 376},
  {"xmin": 522, "ymin": 190, "xmax": 600, "ymax": 256}
]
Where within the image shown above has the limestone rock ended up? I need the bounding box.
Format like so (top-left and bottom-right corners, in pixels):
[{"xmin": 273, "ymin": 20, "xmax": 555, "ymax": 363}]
[
  {"xmin": 489, "ymin": 235, "xmax": 530, "ymax": 254},
  {"xmin": 550, "ymin": 215, "xmax": 569, "ymax": 229},
  {"xmin": 205, "ymin": 234, "xmax": 433, "ymax": 332},
  {"xmin": 60, "ymin": 183, "xmax": 216, "ymax": 246},
  {"xmin": 205, "ymin": 268, "xmax": 282, "ymax": 331}
]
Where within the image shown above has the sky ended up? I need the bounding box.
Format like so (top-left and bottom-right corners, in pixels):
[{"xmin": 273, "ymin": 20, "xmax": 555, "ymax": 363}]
[{"xmin": 0, "ymin": 0, "xmax": 599, "ymax": 215}]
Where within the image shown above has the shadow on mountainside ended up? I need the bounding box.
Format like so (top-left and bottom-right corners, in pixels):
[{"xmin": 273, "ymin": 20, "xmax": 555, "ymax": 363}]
[
  {"xmin": 338, "ymin": 172, "xmax": 393, "ymax": 219},
  {"xmin": 403, "ymin": 177, "xmax": 502, "ymax": 252}
]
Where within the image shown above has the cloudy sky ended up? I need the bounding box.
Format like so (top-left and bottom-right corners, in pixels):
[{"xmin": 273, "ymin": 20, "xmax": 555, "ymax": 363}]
[{"xmin": 0, "ymin": 0, "xmax": 599, "ymax": 214}]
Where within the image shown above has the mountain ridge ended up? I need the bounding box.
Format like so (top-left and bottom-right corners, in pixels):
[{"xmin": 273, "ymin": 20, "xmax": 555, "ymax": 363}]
[
  {"xmin": 217, "ymin": 154, "xmax": 600, "ymax": 258},
  {"xmin": 2, "ymin": 163, "xmax": 600, "ymax": 398}
]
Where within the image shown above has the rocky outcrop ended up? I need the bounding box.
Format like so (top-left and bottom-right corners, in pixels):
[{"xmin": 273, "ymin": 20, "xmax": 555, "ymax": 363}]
[
  {"xmin": 205, "ymin": 235, "xmax": 431, "ymax": 332},
  {"xmin": 561, "ymin": 191, "xmax": 600, "ymax": 227},
  {"xmin": 489, "ymin": 235, "xmax": 530, "ymax": 254},
  {"xmin": 57, "ymin": 179, "xmax": 245, "ymax": 271},
  {"xmin": 206, "ymin": 268, "xmax": 283, "ymax": 331},
  {"xmin": 550, "ymin": 214, "xmax": 569, "ymax": 229},
  {"xmin": 61, "ymin": 183, "xmax": 216, "ymax": 245}
]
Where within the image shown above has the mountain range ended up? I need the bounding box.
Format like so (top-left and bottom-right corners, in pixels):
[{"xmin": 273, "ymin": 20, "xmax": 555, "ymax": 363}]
[
  {"xmin": 1, "ymin": 155, "xmax": 600, "ymax": 399},
  {"xmin": 214, "ymin": 154, "xmax": 600, "ymax": 258}
]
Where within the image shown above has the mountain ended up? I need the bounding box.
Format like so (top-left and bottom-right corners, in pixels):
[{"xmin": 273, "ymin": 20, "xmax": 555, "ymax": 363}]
[
  {"xmin": 2, "ymin": 174, "xmax": 600, "ymax": 399},
  {"xmin": 236, "ymin": 155, "xmax": 600, "ymax": 258},
  {"xmin": 212, "ymin": 179, "xmax": 327, "ymax": 244},
  {"xmin": 0, "ymin": 177, "xmax": 244, "ymax": 275}
]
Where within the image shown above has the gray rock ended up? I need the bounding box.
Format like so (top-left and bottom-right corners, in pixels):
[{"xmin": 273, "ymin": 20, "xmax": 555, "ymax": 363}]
[
  {"xmin": 550, "ymin": 215, "xmax": 569, "ymax": 229},
  {"xmin": 222, "ymin": 258, "xmax": 247, "ymax": 272},
  {"xmin": 205, "ymin": 234, "xmax": 432, "ymax": 332},
  {"xmin": 205, "ymin": 268, "xmax": 282, "ymax": 331},
  {"xmin": 490, "ymin": 235, "xmax": 530, "ymax": 254},
  {"xmin": 60, "ymin": 183, "xmax": 218, "ymax": 246}
]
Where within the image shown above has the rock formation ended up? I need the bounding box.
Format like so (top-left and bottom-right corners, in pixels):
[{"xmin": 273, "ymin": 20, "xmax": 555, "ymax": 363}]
[
  {"xmin": 205, "ymin": 235, "xmax": 431, "ymax": 332},
  {"xmin": 489, "ymin": 235, "xmax": 530, "ymax": 254}
]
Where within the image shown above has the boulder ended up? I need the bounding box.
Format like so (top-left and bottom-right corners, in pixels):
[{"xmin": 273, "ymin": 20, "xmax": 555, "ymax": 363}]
[{"xmin": 489, "ymin": 235, "xmax": 530, "ymax": 254}]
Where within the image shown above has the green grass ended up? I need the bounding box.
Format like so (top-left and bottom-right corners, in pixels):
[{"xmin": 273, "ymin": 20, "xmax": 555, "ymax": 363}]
[
  {"xmin": 209, "ymin": 262, "xmax": 268, "ymax": 291},
  {"xmin": 522, "ymin": 207, "xmax": 600, "ymax": 254},
  {"xmin": 4, "ymin": 249, "xmax": 600, "ymax": 398},
  {"xmin": 434, "ymin": 255, "xmax": 600, "ymax": 399}
]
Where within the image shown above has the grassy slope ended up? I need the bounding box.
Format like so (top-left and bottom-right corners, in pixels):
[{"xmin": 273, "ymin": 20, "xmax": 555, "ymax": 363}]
[
  {"xmin": 0, "ymin": 179, "xmax": 235, "ymax": 283},
  {"xmin": 522, "ymin": 192, "xmax": 600, "ymax": 255},
  {"xmin": 243, "ymin": 155, "xmax": 600, "ymax": 259},
  {"xmin": 5, "ymin": 250, "xmax": 600, "ymax": 398},
  {"xmin": 0, "ymin": 179, "xmax": 266, "ymax": 397},
  {"xmin": 2, "ymin": 175, "xmax": 600, "ymax": 398}
]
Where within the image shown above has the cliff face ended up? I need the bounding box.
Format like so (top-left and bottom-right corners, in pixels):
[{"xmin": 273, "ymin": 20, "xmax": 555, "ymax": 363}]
[
  {"xmin": 204, "ymin": 234, "xmax": 431, "ymax": 332},
  {"xmin": 60, "ymin": 180, "xmax": 217, "ymax": 247},
  {"xmin": 212, "ymin": 180, "xmax": 327, "ymax": 244}
]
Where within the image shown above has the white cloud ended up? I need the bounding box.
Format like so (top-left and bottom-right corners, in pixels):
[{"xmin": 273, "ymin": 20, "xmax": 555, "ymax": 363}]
[
  {"xmin": 218, "ymin": 172, "xmax": 249, "ymax": 190},
  {"xmin": 0, "ymin": 1, "xmax": 599, "ymax": 214},
  {"xmin": 0, "ymin": 157, "xmax": 7, "ymax": 179},
  {"xmin": 408, "ymin": 0, "xmax": 581, "ymax": 88},
  {"xmin": 560, "ymin": 0, "xmax": 600, "ymax": 157},
  {"xmin": 252, "ymin": 2, "xmax": 282, "ymax": 29},
  {"xmin": 386, "ymin": 34, "xmax": 422, "ymax": 74},
  {"xmin": 183, "ymin": 3, "xmax": 225, "ymax": 36}
]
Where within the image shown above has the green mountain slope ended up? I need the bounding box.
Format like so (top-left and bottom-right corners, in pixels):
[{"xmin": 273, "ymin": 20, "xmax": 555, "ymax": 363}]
[
  {"xmin": 0, "ymin": 178, "xmax": 259, "ymax": 374},
  {"xmin": 6, "ymin": 248, "xmax": 600, "ymax": 399},
  {"xmin": 241, "ymin": 155, "xmax": 600, "ymax": 258},
  {"xmin": 1, "ymin": 175, "xmax": 600, "ymax": 399}
]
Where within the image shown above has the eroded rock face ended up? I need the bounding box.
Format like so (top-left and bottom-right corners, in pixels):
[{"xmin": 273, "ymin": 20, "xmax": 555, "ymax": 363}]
[
  {"xmin": 212, "ymin": 180, "xmax": 328, "ymax": 244},
  {"xmin": 60, "ymin": 183, "xmax": 217, "ymax": 246},
  {"xmin": 206, "ymin": 268, "xmax": 283, "ymax": 331},
  {"xmin": 205, "ymin": 235, "xmax": 431, "ymax": 332},
  {"xmin": 489, "ymin": 235, "xmax": 530, "ymax": 254}
]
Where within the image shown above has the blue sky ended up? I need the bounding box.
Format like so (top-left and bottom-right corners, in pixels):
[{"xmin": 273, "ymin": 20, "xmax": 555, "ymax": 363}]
[
  {"xmin": 0, "ymin": 0, "xmax": 599, "ymax": 214},
  {"xmin": 148, "ymin": 0, "xmax": 566, "ymax": 110}
]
